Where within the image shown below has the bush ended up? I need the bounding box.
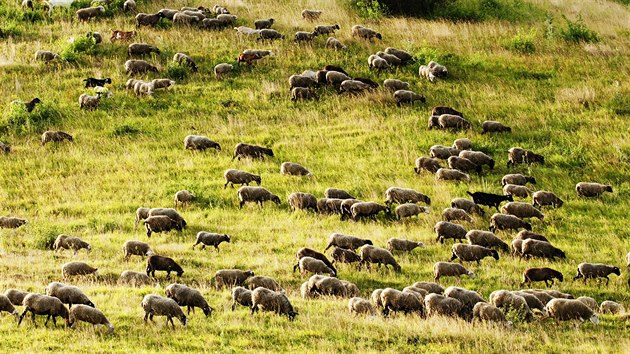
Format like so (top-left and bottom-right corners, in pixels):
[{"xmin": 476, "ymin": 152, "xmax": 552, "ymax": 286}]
[
  {"xmin": 347, "ymin": 0, "xmax": 388, "ymax": 20},
  {"xmin": 0, "ymin": 102, "xmax": 65, "ymax": 135},
  {"xmin": 0, "ymin": 24, "xmax": 21, "ymax": 39},
  {"xmin": 165, "ymin": 63, "xmax": 189, "ymax": 81},
  {"xmin": 29, "ymin": 226, "xmax": 59, "ymax": 250},
  {"xmin": 504, "ymin": 30, "xmax": 536, "ymax": 54},
  {"xmin": 560, "ymin": 15, "xmax": 599, "ymax": 43}
]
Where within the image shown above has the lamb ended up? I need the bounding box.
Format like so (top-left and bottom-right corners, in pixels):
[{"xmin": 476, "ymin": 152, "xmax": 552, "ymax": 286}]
[
  {"xmin": 393, "ymin": 90, "xmax": 426, "ymax": 105},
  {"xmin": 35, "ymin": 50, "xmax": 60, "ymax": 62},
  {"xmin": 395, "ymin": 203, "xmax": 429, "ymax": 220},
  {"xmin": 251, "ymin": 288, "xmax": 298, "ymax": 320},
  {"xmin": 434, "ymin": 221, "xmax": 467, "ymax": 243},
  {"xmin": 575, "ymin": 182, "xmax": 613, "ymax": 198},
  {"xmin": 0, "ymin": 216, "xmax": 28, "ymax": 229},
  {"xmin": 465, "ymin": 230, "xmax": 508, "ymax": 251},
  {"xmin": 452, "ymin": 138, "xmax": 472, "ymax": 151},
  {"xmin": 325, "ymin": 71, "xmax": 351, "ymax": 86},
  {"xmin": 294, "ymin": 31, "xmax": 317, "ymax": 42},
  {"xmin": 420, "ymin": 61, "xmax": 448, "ymax": 81},
  {"xmin": 436, "ymin": 168, "xmax": 470, "ymax": 182},
  {"xmin": 340, "ymin": 80, "xmax": 372, "ymax": 94},
  {"xmin": 451, "ymin": 244, "xmax": 499, "ymax": 264},
  {"xmin": 144, "ymin": 215, "xmax": 182, "ymax": 238},
  {"xmin": 78, "ymin": 93, "xmax": 102, "ymax": 110},
  {"xmin": 448, "ymin": 156, "xmax": 481, "ymax": 174},
  {"xmin": 83, "ymin": 78, "xmax": 111, "ymax": 88},
  {"xmin": 183, "ymin": 135, "xmax": 220, "ymax": 152},
  {"xmin": 515, "ymin": 230, "xmax": 549, "ymax": 242},
  {"xmin": 376, "ymin": 51, "xmax": 402, "ymax": 66},
  {"xmin": 386, "ymin": 238, "xmax": 425, "ymax": 253},
  {"xmin": 459, "ymin": 151, "xmax": 494, "ymax": 170},
  {"xmin": 291, "ymin": 87, "xmax": 318, "ymax": 101},
  {"xmin": 325, "ymin": 188, "xmax": 354, "ymax": 200},
  {"xmin": 489, "ymin": 213, "xmax": 531, "ymax": 233},
  {"xmin": 295, "ymin": 256, "xmax": 336, "ymax": 277},
  {"xmin": 430, "ymin": 146, "xmax": 461, "ymax": 160},
  {"xmin": 503, "ymin": 184, "xmax": 532, "ymax": 199},
  {"xmin": 62, "ymin": 262, "xmax": 97, "ymax": 279},
  {"xmin": 68, "ymin": 305, "xmax": 113, "ymax": 333},
  {"xmin": 467, "ymin": 191, "xmax": 513, "ymax": 210},
  {"xmin": 257, "ymin": 29, "xmax": 284, "ymax": 41},
  {"xmin": 489, "ymin": 290, "xmax": 534, "ymax": 321},
  {"xmin": 301, "ymin": 9, "xmax": 322, "ymax": 21},
  {"xmin": 18, "ymin": 294, "xmax": 69, "ymax": 327},
  {"xmin": 385, "ymin": 187, "xmax": 430, "ymax": 206},
  {"xmin": 414, "ymin": 157, "xmax": 442, "ymax": 174},
  {"xmin": 574, "ymin": 263, "xmax": 621, "ymax": 285},
  {"xmin": 501, "ymin": 202, "xmax": 544, "ymax": 221},
  {"xmin": 41, "ymin": 131, "xmax": 72, "ymax": 145},
  {"xmin": 237, "ymin": 186, "xmax": 281, "ymax": 208},
  {"xmin": 351, "ymin": 25, "xmax": 382, "ymax": 40},
  {"xmin": 246, "ymin": 276, "xmax": 281, "ymax": 292},
  {"xmin": 473, "ymin": 302, "xmax": 509, "ymax": 324},
  {"xmin": 3, "ymin": 289, "xmax": 29, "ymax": 306},
  {"xmin": 384, "ymin": 47, "xmax": 414, "ymax": 63},
  {"xmin": 380, "ymin": 288, "xmax": 423, "ymax": 317},
  {"xmin": 192, "ymin": 232, "xmax": 230, "ymax": 251},
  {"xmin": 481, "ymin": 121, "xmax": 511, "ymax": 134},
  {"xmin": 215, "ymin": 269, "xmax": 254, "ymax": 289},
  {"xmin": 289, "ymin": 75, "xmax": 319, "ymax": 90},
  {"xmin": 545, "ymin": 298, "xmax": 599, "ymax": 324},
  {"xmin": 174, "ymin": 190, "xmax": 195, "ymax": 208},
  {"xmin": 135, "ymin": 12, "xmax": 165, "ymax": 28},
  {"xmin": 53, "ymin": 235, "xmax": 91, "ymax": 255},
  {"xmin": 213, "ymin": 63, "xmax": 233, "ymax": 80},
  {"xmin": 424, "ymin": 293, "xmax": 464, "ymax": 318},
  {"xmin": 368, "ymin": 55, "xmax": 390, "ymax": 71},
  {"xmin": 444, "ymin": 286, "xmax": 485, "ymax": 318},
  {"xmin": 125, "ymin": 59, "xmax": 158, "ymax": 75},
  {"xmin": 173, "ymin": 53, "xmax": 198, "ymax": 72},
  {"xmin": 433, "ymin": 262, "xmax": 475, "ymax": 283},
  {"xmin": 232, "ymin": 143, "xmax": 273, "ymax": 160},
  {"xmin": 119, "ymin": 270, "xmax": 154, "ymax": 286},
  {"xmin": 165, "ymin": 284, "xmax": 213, "ymax": 317},
  {"xmin": 502, "ymin": 174, "xmax": 536, "ymax": 186},
  {"xmin": 507, "ymin": 147, "xmax": 545, "ymax": 166},
  {"xmin": 330, "ymin": 247, "xmax": 361, "ymax": 265},
  {"xmin": 442, "ymin": 208, "xmax": 474, "ymax": 223},
  {"xmin": 351, "ymin": 202, "xmax": 388, "ymax": 221},
  {"xmin": 146, "ymin": 255, "xmax": 183, "ymax": 279},
  {"xmin": 110, "ymin": 30, "xmax": 136, "ymax": 42},
  {"xmin": 521, "ymin": 267, "xmax": 563, "ymax": 287},
  {"xmin": 280, "ymin": 162, "xmax": 312, "ymax": 176},
  {"xmin": 324, "ymin": 233, "xmax": 372, "ymax": 251},
  {"xmin": 148, "ymin": 208, "xmax": 186, "ymax": 229},
  {"xmin": 520, "ymin": 239, "xmax": 565, "ymax": 260},
  {"xmin": 45, "ymin": 282, "xmax": 94, "ymax": 308},
  {"xmin": 142, "ymin": 295, "xmax": 187, "ymax": 328},
  {"xmin": 358, "ymin": 245, "xmax": 401, "ymax": 272},
  {"xmin": 223, "ymin": 169, "xmax": 261, "ymax": 189},
  {"xmin": 577, "ymin": 296, "xmax": 598, "ymax": 312},
  {"xmin": 325, "ymin": 37, "xmax": 346, "ymax": 50},
  {"xmin": 231, "ymin": 287, "xmax": 252, "ymax": 310},
  {"xmin": 75, "ymin": 6, "xmax": 104, "ymax": 21},
  {"xmin": 348, "ymin": 297, "xmax": 375, "ymax": 316},
  {"xmin": 451, "ymin": 198, "xmax": 484, "ymax": 216},
  {"xmin": 123, "ymin": 0, "xmax": 136, "ymax": 12},
  {"xmin": 254, "ymin": 18, "xmax": 274, "ymax": 29},
  {"xmin": 600, "ymin": 301, "xmax": 625, "ymax": 315}
]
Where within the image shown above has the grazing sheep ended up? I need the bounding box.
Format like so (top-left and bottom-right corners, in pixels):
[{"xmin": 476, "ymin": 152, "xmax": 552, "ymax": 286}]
[
  {"xmin": 385, "ymin": 187, "xmax": 430, "ymax": 206},
  {"xmin": 395, "ymin": 203, "xmax": 429, "ymax": 220},
  {"xmin": 215, "ymin": 269, "xmax": 254, "ymax": 289},
  {"xmin": 436, "ymin": 168, "xmax": 471, "ymax": 182},
  {"xmin": 351, "ymin": 25, "xmax": 382, "ymax": 40},
  {"xmin": 45, "ymin": 282, "xmax": 94, "ymax": 308},
  {"xmin": 301, "ymin": 9, "xmax": 322, "ymax": 21},
  {"xmin": 35, "ymin": 50, "xmax": 60, "ymax": 62},
  {"xmin": 482, "ymin": 121, "xmax": 511, "ymax": 134},
  {"xmin": 78, "ymin": 93, "xmax": 102, "ymax": 110},
  {"xmin": 135, "ymin": 12, "xmax": 165, "ymax": 28},
  {"xmin": 119, "ymin": 270, "xmax": 154, "ymax": 286},
  {"xmin": 325, "ymin": 71, "xmax": 351, "ymax": 86},
  {"xmin": 459, "ymin": 151, "xmax": 494, "ymax": 170},
  {"xmin": 577, "ymin": 296, "xmax": 598, "ymax": 312},
  {"xmin": 502, "ymin": 174, "xmax": 536, "ymax": 186},
  {"xmin": 330, "ymin": 247, "xmax": 361, "ymax": 265},
  {"xmin": 448, "ymin": 156, "xmax": 481, "ymax": 174},
  {"xmin": 575, "ymin": 182, "xmax": 613, "ymax": 198},
  {"xmin": 489, "ymin": 290, "xmax": 533, "ymax": 321},
  {"xmin": 442, "ymin": 208, "xmax": 474, "ymax": 223},
  {"xmin": 511, "ymin": 291, "xmax": 545, "ymax": 312},
  {"xmin": 545, "ymin": 298, "xmax": 599, "ymax": 324},
  {"xmin": 451, "ymin": 198, "xmax": 484, "ymax": 216},
  {"xmin": 231, "ymin": 287, "xmax": 252, "ymax": 310},
  {"xmin": 110, "ymin": 30, "xmax": 136, "ymax": 42},
  {"xmin": 350, "ymin": 202, "xmax": 388, "ymax": 221},
  {"xmin": 410, "ymin": 282, "xmax": 444, "ymax": 295},
  {"xmin": 125, "ymin": 59, "xmax": 158, "ymax": 75},
  {"xmin": 434, "ymin": 221, "xmax": 467, "ymax": 244},
  {"xmin": 451, "ymin": 244, "xmax": 499, "ymax": 264},
  {"xmin": 286, "ymin": 192, "xmax": 317, "ymax": 212},
  {"xmin": 53, "ymin": 235, "xmax": 91, "ymax": 255},
  {"xmin": 294, "ymin": 31, "xmax": 317, "ymax": 42},
  {"xmin": 251, "ymin": 288, "xmax": 298, "ymax": 320},
  {"xmin": 314, "ymin": 24, "xmax": 339, "ymax": 35},
  {"xmin": 452, "ymin": 138, "xmax": 472, "ymax": 151},
  {"xmin": 325, "ymin": 37, "xmax": 346, "ymax": 50},
  {"xmin": 414, "ymin": 157, "xmax": 442, "ymax": 174},
  {"xmin": 165, "ymin": 284, "xmax": 213, "ymax": 317},
  {"xmin": 340, "ymin": 80, "xmax": 372, "ymax": 94},
  {"xmin": 501, "ymin": 202, "xmax": 544, "ymax": 221},
  {"xmin": 148, "ymin": 208, "xmax": 186, "ymax": 229},
  {"xmin": 61, "ymin": 262, "xmax": 97, "ymax": 279},
  {"xmin": 193, "ymin": 232, "xmax": 230, "ymax": 251},
  {"xmin": 511, "ymin": 238, "xmax": 524, "ymax": 257},
  {"xmin": 348, "ymin": 297, "xmax": 375, "ymax": 316},
  {"xmin": 430, "ymin": 145, "xmax": 460, "ymax": 160},
  {"xmin": 393, "ymin": 90, "xmax": 426, "ymax": 105},
  {"xmin": 254, "ymin": 18, "xmax": 274, "ymax": 29},
  {"xmin": 18, "ymin": 294, "xmax": 69, "ymax": 327},
  {"xmin": 144, "ymin": 215, "xmax": 181, "ymax": 238},
  {"xmin": 216, "ymin": 14, "xmax": 237, "ymax": 24},
  {"xmin": 473, "ymin": 302, "xmax": 509, "ymax": 324},
  {"xmin": 257, "ymin": 29, "xmax": 284, "ymax": 41},
  {"xmin": 305, "ymin": 275, "xmax": 347, "ymax": 298},
  {"xmin": 146, "ymin": 255, "xmax": 183, "ymax": 279},
  {"xmin": 68, "ymin": 305, "xmax": 113, "ymax": 333},
  {"xmin": 295, "ymin": 256, "xmax": 336, "ymax": 277},
  {"xmin": 246, "ymin": 276, "xmax": 281, "ymax": 292},
  {"xmin": 232, "ymin": 143, "xmax": 273, "ymax": 160},
  {"xmin": 133, "ymin": 208, "xmax": 150, "ymax": 229},
  {"xmin": 223, "ymin": 169, "xmax": 261, "ymax": 189},
  {"xmin": 433, "ymin": 262, "xmax": 475, "ymax": 283},
  {"xmin": 371, "ymin": 289, "xmax": 384, "ymax": 309},
  {"xmin": 83, "ymin": 78, "xmax": 111, "ymax": 88},
  {"xmin": 424, "ymin": 293, "xmax": 464, "ymax": 318},
  {"xmin": 289, "ymin": 75, "xmax": 319, "ymax": 90},
  {"xmin": 0, "ymin": 216, "xmax": 27, "ymax": 229},
  {"xmin": 173, "ymin": 12, "xmax": 201, "ymax": 26},
  {"xmin": 324, "ymin": 65, "xmax": 349, "ymax": 76},
  {"xmin": 465, "ymin": 230, "xmax": 508, "ymax": 252},
  {"xmin": 236, "ymin": 50, "xmax": 273, "ymax": 65},
  {"xmin": 503, "ymin": 184, "xmax": 532, "ymax": 199},
  {"xmin": 4, "ymin": 289, "xmax": 29, "ymax": 306},
  {"xmin": 324, "ymin": 188, "xmax": 354, "ymax": 199},
  {"xmin": 376, "ymin": 51, "xmax": 402, "ymax": 66},
  {"xmin": 515, "ymin": 230, "xmax": 549, "ymax": 242},
  {"xmin": 213, "ymin": 5, "xmax": 229, "ymax": 14},
  {"xmin": 489, "ymin": 213, "xmax": 531, "ymax": 233},
  {"xmin": 291, "ymin": 87, "xmax": 318, "ymax": 101},
  {"xmin": 76, "ymin": 6, "xmax": 104, "ymax": 21},
  {"xmin": 359, "ymin": 245, "xmax": 401, "ymax": 272},
  {"xmin": 173, "ymin": 53, "xmax": 198, "ymax": 72},
  {"xmin": 419, "ymin": 61, "xmax": 448, "ymax": 81},
  {"xmin": 0, "ymin": 295, "xmax": 18, "ymax": 318},
  {"xmin": 386, "ymin": 238, "xmax": 424, "ymax": 253},
  {"xmin": 174, "ymin": 190, "xmax": 195, "ymax": 208},
  {"xmin": 467, "ymin": 192, "xmax": 514, "ymax": 211},
  {"xmin": 339, "ymin": 199, "xmax": 363, "ymax": 220},
  {"xmin": 383, "ymin": 79, "xmax": 409, "ymax": 92},
  {"xmin": 520, "ymin": 290, "xmax": 555, "ymax": 305},
  {"xmin": 123, "ymin": 0, "xmax": 136, "ymax": 12},
  {"xmin": 383, "ymin": 47, "xmax": 413, "ymax": 63},
  {"xmin": 600, "ymin": 301, "xmax": 625, "ymax": 315},
  {"xmin": 237, "ymin": 186, "xmax": 281, "ymax": 208},
  {"xmin": 281, "ymin": 162, "xmax": 311, "ymax": 176},
  {"xmin": 324, "ymin": 233, "xmax": 372, "ymax": 251},
  {"xmin": 507, "ymin": 147, "xmax": 545, "ymax": 166},
  {"xmin": 574, "ymin": 263, "xmax": 621, "ymax": 285},
  {"xmin": 141, "ymin": 295, "xmax": 187, "ymax": 328},
  {"xmin": 521, "ymin": 239, "xmax": 565, "ymax": 261},
  {"xmin": 183, "ymin": 135, "xmax": 220, "ymax": 152},
  {"xmin": 531, "ymin": 191, "xmax": 563, "ymax": 208},
  {"xmin": 380, "ymin": 288, "xmax": 423, "ymax": 317},
  {"xmin": 210, "ymin": 63, "xmax": 233, "ymax": 81},
  {"xmin": 444, "ymin": 286, "xmax": 485, "ymax": 319},
  {"xmin": 368, "ymin": 55, "xmax": 390, "ymax": 71},
  {"xmin": 521, "ymin": 267, "xmax": 563, "ymax": 287}
]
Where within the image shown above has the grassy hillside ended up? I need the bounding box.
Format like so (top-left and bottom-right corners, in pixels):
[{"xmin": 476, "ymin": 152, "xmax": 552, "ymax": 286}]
[{"xmin": 1, "ymin": 0, "xmax": 630, "ymax": 352}]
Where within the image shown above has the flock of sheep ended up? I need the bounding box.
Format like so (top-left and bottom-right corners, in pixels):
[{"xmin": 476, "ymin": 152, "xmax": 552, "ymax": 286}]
[{"xmin": 2, "ymin": 0, "xmax": 629, "ymax": 340}]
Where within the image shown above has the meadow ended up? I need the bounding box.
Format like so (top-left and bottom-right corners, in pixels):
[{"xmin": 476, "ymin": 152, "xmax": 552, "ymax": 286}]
[{"xmin": 0, "ymin": 0, "xmax": 630, "ymax": 352}]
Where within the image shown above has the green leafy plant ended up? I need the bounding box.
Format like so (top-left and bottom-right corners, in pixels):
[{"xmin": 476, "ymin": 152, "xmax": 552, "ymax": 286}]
[
  {"xmin": 560, "ymin": 15, "xmax": 599, "ymax": 43},
  {"xmin": 505, "ymin": 29, "xmax": 536, "ymax": 54},
  {"xmin": 349, "ymin": 0, "xmax": 388, "ymax": 20}
]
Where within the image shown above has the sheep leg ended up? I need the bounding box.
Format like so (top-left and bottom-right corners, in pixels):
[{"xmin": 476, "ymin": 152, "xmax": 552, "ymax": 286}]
[
  {"xmin": 143, "ymin": 312, "xmax": 149, "ymax": 322},
  {"xmin": 449, "ymin": 252, "xmax": 457, "ymax": 262},
  {"xmin": 214, "ymin": 245, "xmax": 219, "ymax": 252},
  {"xmin": 18, "ymin": 308, "xmax": 29, "ymax": 326},
  {"xmin": 239, "ymin": 201, "xmax": 245, "ymax": 209},
  {"xmin": 605, "ymin": 276, "xmax": 609, "ymax": 286},
  {"xmin": 231, "ymin": 302, "xmax": 236, "ymax": 311},
  {"xmin": 51, "ymin": 315, "xmax": 57, "ymax": 327},
  {"xmin": 45, "ymin": 314, "xmax": 51, "ymax": 326}
]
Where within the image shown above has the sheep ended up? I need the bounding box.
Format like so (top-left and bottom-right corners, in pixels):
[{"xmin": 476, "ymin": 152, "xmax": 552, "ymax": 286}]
[
  {"xmin": 213, "ymin": 5, "xmax": 230, "ymax": 14},
  {"xmin": 165, "ymin": 284, "xmax": 213, "ymax": 317},
  {"xmin": 291, "ymin": 87, "xmax": 318, "ymax": 101},
  {"xmin": 324, "ymin": 233, "xmax": 372, "ymax": 251},
  {"xmin": 295, "ymin": 256, "xmax": 336, "ymax": 277},
  {"xmin": 545, "ymin": 298, "xmax": 599, "ymax": 324},
  {"xmin": 520, "ymin": 239, "xmax": 565, "ymax": 261},
  {"xmin": 78, "ymin": 93, "xmax": 102, "ymax": 110},
  {"xmin": 119, "ymin": 270, "xmax": 154, "ymax": 286},
  {"xmin": 465, "ymin": 230, "xmax": 508, "ymax": 252},
  {"xmin": 190, "ymin": 232, "xmax": 229, "ymax": 252},
  {"xmin": 414, "ymin": 157, "xmax": 442, "ymax": 174},
  {"xmin": 442, "ymin": 208, "xmax": 474, "ymax": 223},
  {"xmin": 22, "ymin": 0, "xmax": 34, "ymax": 10},
  {"xmin": 83, "ymin": 78, "xmax": 111, "ymax": 88},
  {"xmin": 424, "ymin": 293, "xmax": 465, "ymax": 319},
  {"xmin": 306, "ymin": 275, "xmax": 347, "ymax": 298},
  {"xmin": 142, "ymin": 295, "xmax": 187, "ymax": 329},
  {"xmin": 295, "ymin": 31, "xmax": 317, "ymax": 42},
  {"xmin": 254, "ymin": 18, "xmax": 274, "ymax": 29},
  {"xmin": 123, "ymin": 0, "xmax": 136, "ymax": 12},
  {"xmin": 419, "ymin": 61, "xmax": 448, "ymax": 81},
  {"xmin": 0, "ymin": 294, "xmax": 17, "ymax": 319},
  {"xmin": 451, "ymin": 138, "xmax": 472, "ymax": 151},
  {"xmin": 35, "ymin": 50, "xmax": 60, "ymax": 63},
  {"xmin": 45, "ymin": 282, "xmax": 94, "ymax": 308},
  {"xmin": 325, "ymin": 37, "xmax": 346, "ymax": 50},
  {"xmin": 133, "ymin": 79, "xmax": 153, "ymax": 95},
  {"xmin": 76, "ymin": 6, "xmax": 104, "ymax": 21},
  {"xmin": 411, "ymin": 282, "xmax": 444, "ymax": 295},
  {"xmin": 502, "ymin": 174, "xmax": 536, "ymax": 186},
  {"xmin": 376, "ymin": 51, "xmax": 402, "ymax": 66},
  {"xmin": 324, "ymin": 65, "xmax": 349, "ymax": 76},
  {"xmin": 148, "ymin": 208, "xmax": 186, "ymax": 229},
  {"xmin": 371, "ymin": 289, "xmax": 384, "ymax": 309},
  {"xmin": 481, "ymin": 121, "xmax": 511, "ymax": 134},
  {"xmin": 459, "ymin": 151, "xmax": 494, "ymax": 170},
  {"xmin": 330, "ymin": 247, "xmax": 361, "ymax": 265},
  {"xmin": 212, "ymin": 63, "xmax": 233, "ymax": 80},
  {"xmin": 600, "ymin": 301, "xmax": 625, "ymax": 315},
  {"xmin": 173, "ymin": 12, "xmax": 201, "ymax": 26},
  {"xmin": 368, "ymin": 55, "xmax": 390, "ymax": 71},
  {"xmin": 61, "ymin": 262, "xmax": 97, "ymax": 279},
  {"xmin": 340, "ymin": 80, "xmax": 372, "ymax": 94},
  {"xmin": 144, "ymin": 215, "xmax": 181, "ymax": 238},
  {"xmin": 489, "ymin": 213, "xmax": 531, "ymax": 233},
  {"xmin": 444, "ymin": 286, "xmax": 485, "ymax": 319},
  {"xmin": 231, "ymin": 287, "xmax": 252, "ymax": 310},
  {"xmin": 451, "ymin": 244, "xmax": 499, "ymax": 264},
  {"xmin": 575, "ymin": 182, "xmax": 613, "ymax": 198},
  {"xmin": 182, "ymin": 135, "xmax": 220, "ymax": 152},
  {"xmin": 577, "ymin": 296, "xmax": 599, "ymax": 312},
  {"xmin": 301, "ymin": 9, "xmax": 322, "ymax": 21},
  {"xmin": 521, "ymin": 267, "xmax": 563, "ymax": 287},
  {"xmin": 433, "ymin": 262, "xmax": 475, "ymax": 283},
  {"xmin": 530, "ymin": 191, "xmax": 564, "ymax": 209},
  {"xmin": 236, "ymin": 50, "xmax": 272, "ymax": 65},
  {"xmin": 312, "ymin": 24, "xmax": 338, "ymax": 36},
  {"xmin": 466, "ymin": 192, "xmax": 512, "ymax": 211},
  {"xmin": 435, "ymin": 168, "xmax": 471, "ymax": 182},
  {"xmin": 383, "ymin": 79, "xmax": 409, "ymax": 92},
  {"xmin": 222, "ymin": 169, "xmax": 260, "ymax": 189},
  {"xmin": 146, "ymin": 255, "xmax": 183, "ymax": 279},
  {"xmin": 110, "ymin": 30, "xmax": 136, "ymax": 42},
  {"xmin": 237, "ymin": 186, "xmax": 281, "ymax": 208},
  {"xmin": 172, "ymin": 53, "xmax": 198, "ymax": 72},
  {"xmin": 473, "ymin": 302, "xmax": 510, "ymax": 324},
  {"xmin": 511, "ymin": 291, "xmax": 546, "ymax": 312},
  {"xmin": 18, "ymin": 294, "xmax": 69, "ymax": 327},
  {"xmin": 232, "ymin": 143, "xmax": 273, "ymax": 160},
  {"xmin": 216, "ymin": 14, "xmax": 237, "ymax": 24},
  {"xmin": 451, "ymin": 198, "xmax": 484, "ymax": 216},
  {"xmin": 325, "ymin": 188, "xmax": 354, "ymax": 200},
  {"xmin": 507, "ymin": 147, "xmax": 545, "ymax": 166},
  {"xmin": 574, "ymin": 263, "xmax": 621, "ymax": 285},
  {"xmin": 503, "ymin": 184, "xmax": 532, "ymax": 199},
  {"xmin": 489, "ymin": 290, "xmax": 533, "ymax": 321},
  {"xmin": 174, "ymin": 190, "xmax": 195, "ymax": 208},
  {"xmin": 3, "ymin": 289, "xmax": 29, "ymax": 306},
  {"xmin": 384, "ymin": 187, "xmax": 430, "ymax": 206},
  {"xmin": 246, "ymin": 276, "xmax": 281, "ymax": 292},
  {"xmin": 511, "ymin": 238, "xmax": 524, "ymax": 257},
  {"xmin": 358, "ymin": 245, "xmax": 401, "ymax": 272},
  {"xmin": 383, "ymin": 47, "xmax": 413, "ymax": 63},
  {"xmin": 257, "ymin": 29, "xmax": 284, "ymax": 41},
  {"xmin": 135, "ymin": 12, "xmax": 165, "ymax": 28},
  {"xmin": 325, "ymin": 71, "xmax": 351, "ymax": 86},
  {"xmin": 0, "ymin": 216, "xmax": 28, "ymax": 229},
  {"xmin": 151, "ymin": 79, "xmax": 175, "ymax": 91},
  {"xmin": 251, "ymin": 288, "xmax": 298, "ymax": 320},
  {"xmin": 501, "ymin": 202, "xmax": 545, "ymax": 221},
  {"xmin": 395, "ymin": 203, "xmax": 429, "ymax": 220},
  {"xmin": 287, "ymin": 192, "xmax": 317, "ymax": 212},
  {"xmin": 215, "ymin": 269, "xmax": 254, "ymax": 289},
  {"xmin": 348, "ymin": 297, "xmax": 375, "ymax": 316},
  {"xmin": 448, "ymin": 156, "xmax": 481, "ymax": 174},
  {"xmin": 386, "ymin": 238, "xmax": 425, "ymax": 253},
  {"xmin": 380, "ymin": 288, "xmax": 423, "ymax": 317},
  {"xmin": 68, "ymin": 305, "xmax": 113, "ymax": 334},
  {"xmin": 520, "ymin": 290, "xmax": 555, "ymax": 305},
  {"xmin": 125, "ymin": 59, "xmax": 158, "ymax": 75},
  {"xmin": 288, "ymin": 75, "xmax": 318, "ymax": 90},
  {"xmin": 350, "ymin": 202, "xmax": 388, "ymax": 221},
  {"xmin": 11, "ymin": 97, "xmax": 41, "ymax": 113},
  {"xmin": 430, "ymin": 146, "xmax": 461, "ymax": 160},
  {"xmin": 434, "ymin": 221, "xmax": 467, "ymax": 244},
  {"xmin": 280, "ymin": 162, "xmax": 311, "ymax": 176},
  {"xmin": 393, "ymin": 90, "xmax": 425, "ymax": 105},
  {"xmin": 53, "ymin": 235, "xmax": 91, "ymax": 255},
  {"xmin": 515, "ymin": 230, "xmax": 549, "ymax": 242},
  {"xmin": 323, "ymin": 198, "xmax": 344, "ymax": 215},
  {"xmin": 351, "ymin": 25, "xmax": 382, "ymax": 40}
]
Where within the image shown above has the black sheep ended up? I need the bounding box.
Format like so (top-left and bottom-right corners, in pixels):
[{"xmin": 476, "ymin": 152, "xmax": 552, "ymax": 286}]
[
  {"xmin": 83, "ymin": 77, "xmax": 112, "ymax": 88},
  {"xmin": 467, "ymin": 191, "xmax": 513, "ymax": 210},
  {"xmin": 146, "ymin": 255, "xmax": 184, "ymax": 279}
]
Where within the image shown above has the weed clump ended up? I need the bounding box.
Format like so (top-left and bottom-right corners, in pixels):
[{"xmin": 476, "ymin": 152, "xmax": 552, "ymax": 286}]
[{"xmin": 559, "ymin": 15, "xmax": 599, "ymax": 43}]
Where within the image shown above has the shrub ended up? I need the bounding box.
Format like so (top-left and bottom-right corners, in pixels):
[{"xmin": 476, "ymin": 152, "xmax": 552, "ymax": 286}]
[
  {"xmin": 0, "ymin": 24, "xmax": 21, "ymax": 39},
  {"xmin": 560, "ymin": 15, "xmax": 599, "ymax": 43},
  {"xmin": 0, "ymin": 102, "xmax": 64, "ymax": 135},
  {"xmin": 347, "ymin": 0, "xmax": 388, "ymax": 20},
  {"xmin": 505, "ymin": 30, "xmax": 536, "ymax": 54},
  {"xmin": 165, "ymin": 63, "xmax": 188, "ymax": 81},
  {"xmin": 29, "ymin": 226, "xmax": 59, "ymax": 250}
]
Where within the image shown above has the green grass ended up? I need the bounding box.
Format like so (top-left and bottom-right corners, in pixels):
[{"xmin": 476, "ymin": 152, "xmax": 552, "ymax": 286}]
[{"xmin": 1, "ymin": 0, "xmax": 630, "ymax": 352}]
